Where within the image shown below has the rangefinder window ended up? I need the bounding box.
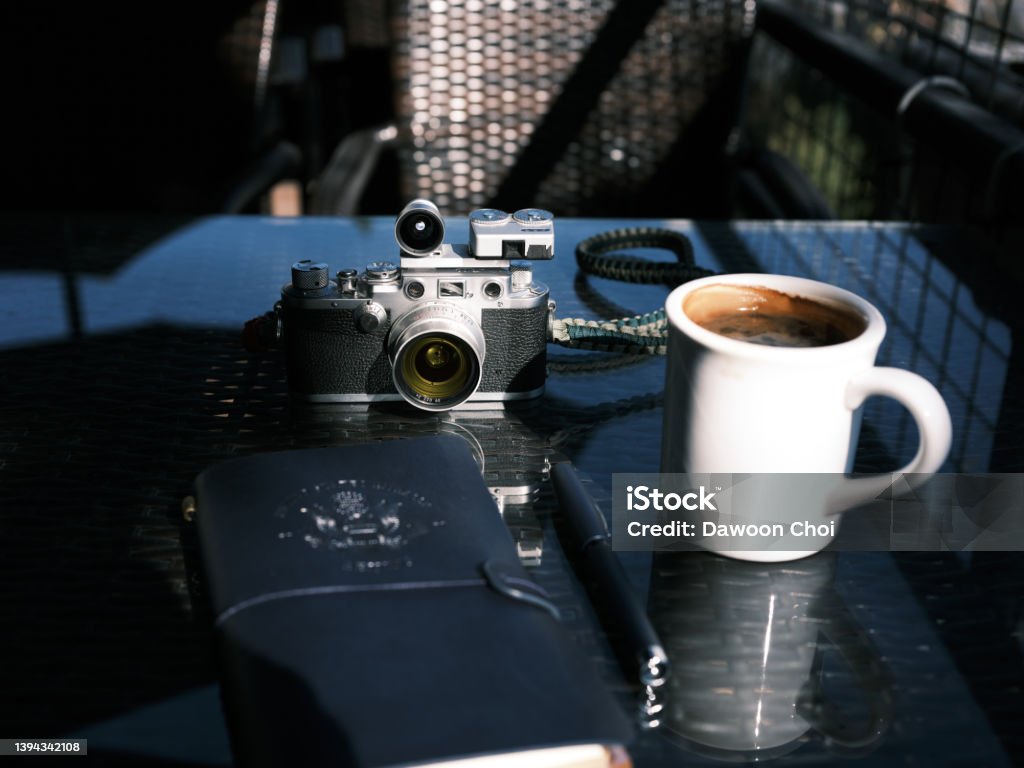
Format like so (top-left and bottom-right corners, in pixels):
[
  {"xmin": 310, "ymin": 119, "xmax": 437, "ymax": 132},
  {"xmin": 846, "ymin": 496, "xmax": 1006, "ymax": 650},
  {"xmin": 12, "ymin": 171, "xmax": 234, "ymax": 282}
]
[{"xmin": 438, "ymin": 281, "xmax": 465, "ymax": 298}]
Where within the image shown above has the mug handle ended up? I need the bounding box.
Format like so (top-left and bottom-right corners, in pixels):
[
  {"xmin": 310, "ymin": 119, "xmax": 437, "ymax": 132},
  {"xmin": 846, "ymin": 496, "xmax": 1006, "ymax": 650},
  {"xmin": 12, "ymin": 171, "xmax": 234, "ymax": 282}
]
[
  {"xmin": 829, "ymin": 367, "xmax": 953, "ymax": 513},
  {"xmin": 799, "ymin": 593, "xmax": 894, "ymax": 752}
]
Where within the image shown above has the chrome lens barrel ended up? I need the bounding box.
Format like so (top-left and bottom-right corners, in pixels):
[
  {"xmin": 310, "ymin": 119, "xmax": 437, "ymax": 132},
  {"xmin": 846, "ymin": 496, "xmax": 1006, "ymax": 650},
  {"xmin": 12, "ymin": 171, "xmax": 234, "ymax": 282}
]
[{"xmin": 388, "ymin": 303, "xmax": 485, "ymax": 411}]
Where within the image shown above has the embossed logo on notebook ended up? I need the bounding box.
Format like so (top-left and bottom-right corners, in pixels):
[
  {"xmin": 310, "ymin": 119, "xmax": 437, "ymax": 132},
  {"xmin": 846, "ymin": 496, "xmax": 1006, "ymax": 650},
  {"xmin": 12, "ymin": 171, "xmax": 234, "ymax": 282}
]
[{"xmin": 273, "ymin": 479, "xmax": 446, "ymax": 572}]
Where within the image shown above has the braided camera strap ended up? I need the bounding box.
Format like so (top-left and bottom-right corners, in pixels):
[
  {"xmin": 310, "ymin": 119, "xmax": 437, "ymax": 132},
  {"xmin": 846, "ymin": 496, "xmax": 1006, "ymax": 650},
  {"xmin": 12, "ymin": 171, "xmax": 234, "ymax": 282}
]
[{"xmin": 549, "ymin": 227, "xmax": 715, "ymax": 355}]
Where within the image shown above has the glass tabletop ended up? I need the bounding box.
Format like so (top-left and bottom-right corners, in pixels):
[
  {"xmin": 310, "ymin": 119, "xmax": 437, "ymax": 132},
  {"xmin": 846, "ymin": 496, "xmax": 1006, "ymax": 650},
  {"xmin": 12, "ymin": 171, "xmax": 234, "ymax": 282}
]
[{"xmin": 0, "ymin": 214, "xmax": 1020, "ymax": 766}]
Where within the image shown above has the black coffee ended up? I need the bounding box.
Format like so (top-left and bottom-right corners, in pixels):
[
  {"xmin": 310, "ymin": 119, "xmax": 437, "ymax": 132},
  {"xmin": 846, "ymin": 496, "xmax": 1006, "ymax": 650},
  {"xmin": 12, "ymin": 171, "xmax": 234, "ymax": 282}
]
[{"xmin": 684, "ymin": 284, "xmax": 866, "ymax": 348}]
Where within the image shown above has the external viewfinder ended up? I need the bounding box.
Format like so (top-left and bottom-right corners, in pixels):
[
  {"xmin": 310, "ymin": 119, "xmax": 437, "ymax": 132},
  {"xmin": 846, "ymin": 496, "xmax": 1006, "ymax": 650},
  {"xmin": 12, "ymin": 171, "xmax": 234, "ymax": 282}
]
[{"xmin": 396, "ymin": 199, "xmax": 446, "ymax": 256}]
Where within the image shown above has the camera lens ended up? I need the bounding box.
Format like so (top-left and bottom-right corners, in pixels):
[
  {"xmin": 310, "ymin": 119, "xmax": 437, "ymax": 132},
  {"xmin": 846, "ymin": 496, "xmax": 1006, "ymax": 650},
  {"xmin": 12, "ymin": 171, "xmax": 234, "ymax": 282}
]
[
  {"xmin": 395, "ymin": 199, "xmax": 445, "ymax": 256},
  {"xmin": 404, "ymin": 336, "xmax": 468, "ymax": 393},
  {"xmin": 389, "ymin": 304, "xmax": 485, "ymax": 411}
]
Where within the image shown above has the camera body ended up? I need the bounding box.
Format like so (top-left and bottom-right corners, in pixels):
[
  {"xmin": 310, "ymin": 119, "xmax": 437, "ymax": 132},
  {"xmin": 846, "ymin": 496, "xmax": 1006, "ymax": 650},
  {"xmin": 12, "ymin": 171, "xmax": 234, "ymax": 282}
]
[{"xmin": 279, "ymin": 201, "xmax": 554, "ymax": 411}]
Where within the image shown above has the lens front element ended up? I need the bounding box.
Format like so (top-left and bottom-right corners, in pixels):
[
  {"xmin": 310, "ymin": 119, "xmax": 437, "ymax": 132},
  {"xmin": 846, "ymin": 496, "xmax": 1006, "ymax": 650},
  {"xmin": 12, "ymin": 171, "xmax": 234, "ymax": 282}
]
[
  {"xmin": 389, "ymin": 304, "xmax": 485, "ymax": 411},
  {"xmin": 401, "ymin": 336, "xmax": 471, "ymax": 401}
]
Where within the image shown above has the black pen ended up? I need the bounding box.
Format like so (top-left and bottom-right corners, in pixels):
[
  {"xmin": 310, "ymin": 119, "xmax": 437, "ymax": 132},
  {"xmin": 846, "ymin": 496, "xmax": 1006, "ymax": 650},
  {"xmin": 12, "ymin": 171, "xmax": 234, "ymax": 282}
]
[{"xmin": 551, "ymin": 463, "xmax": 670, "ymax": 697}]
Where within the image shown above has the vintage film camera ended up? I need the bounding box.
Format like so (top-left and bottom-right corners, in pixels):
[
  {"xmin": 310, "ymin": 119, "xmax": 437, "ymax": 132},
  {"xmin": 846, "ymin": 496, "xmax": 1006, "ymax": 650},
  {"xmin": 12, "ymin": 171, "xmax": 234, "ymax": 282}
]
[{"xmin": 279, "ymin": 200, "xmax": 554, "ymax": 411}]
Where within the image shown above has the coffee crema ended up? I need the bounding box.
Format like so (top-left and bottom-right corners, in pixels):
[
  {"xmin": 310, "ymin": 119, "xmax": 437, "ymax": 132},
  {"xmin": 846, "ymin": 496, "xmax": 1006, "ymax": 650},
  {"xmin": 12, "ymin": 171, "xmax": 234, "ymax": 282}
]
[{"xmin": 683, "ymin": 284, "xmax": 867, "ymax": 347}]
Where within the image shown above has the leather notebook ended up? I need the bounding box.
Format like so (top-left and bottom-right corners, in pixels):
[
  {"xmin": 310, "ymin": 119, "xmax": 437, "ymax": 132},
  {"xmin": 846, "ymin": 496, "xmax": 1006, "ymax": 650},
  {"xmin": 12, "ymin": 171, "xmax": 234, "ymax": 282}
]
[{"xmin": 195, "ymin": 435, "xmax": 634, "ymax": 768}]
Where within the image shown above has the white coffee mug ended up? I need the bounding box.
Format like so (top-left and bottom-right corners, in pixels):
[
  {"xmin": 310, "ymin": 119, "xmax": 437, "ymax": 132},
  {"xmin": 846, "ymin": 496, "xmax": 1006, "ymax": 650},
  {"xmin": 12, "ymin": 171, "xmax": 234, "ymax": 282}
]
[{"xmin": 660, "ymin": 274, "xmax": 952, "ymax": 561}]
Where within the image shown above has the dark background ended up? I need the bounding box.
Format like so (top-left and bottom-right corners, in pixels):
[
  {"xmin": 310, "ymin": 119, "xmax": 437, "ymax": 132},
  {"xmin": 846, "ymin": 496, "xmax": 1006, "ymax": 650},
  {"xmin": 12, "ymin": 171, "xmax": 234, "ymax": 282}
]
[{"xmin": 0, "ymin": 1, "xmax": 396, "ymax": 215}]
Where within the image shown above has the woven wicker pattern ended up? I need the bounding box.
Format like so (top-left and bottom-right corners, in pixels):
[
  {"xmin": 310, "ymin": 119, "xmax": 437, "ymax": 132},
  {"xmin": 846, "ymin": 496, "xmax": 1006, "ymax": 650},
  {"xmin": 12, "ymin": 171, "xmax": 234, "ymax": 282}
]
[{"xmin": 390, "ymin": 0, "xmax": 754, "ymax": 215}]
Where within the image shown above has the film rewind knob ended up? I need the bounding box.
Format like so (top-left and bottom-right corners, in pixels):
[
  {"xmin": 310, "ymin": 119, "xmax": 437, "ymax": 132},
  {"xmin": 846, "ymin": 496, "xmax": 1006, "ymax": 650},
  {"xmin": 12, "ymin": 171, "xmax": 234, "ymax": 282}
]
[{"xmin": 291, "ymin": 260, "xmax": 329, "ymax": 291}]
